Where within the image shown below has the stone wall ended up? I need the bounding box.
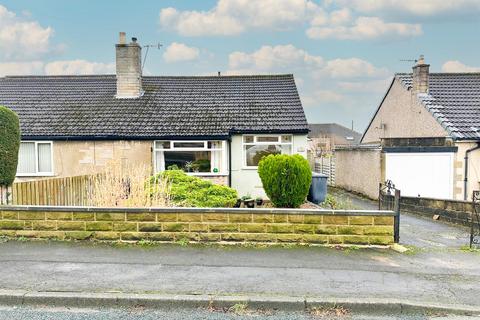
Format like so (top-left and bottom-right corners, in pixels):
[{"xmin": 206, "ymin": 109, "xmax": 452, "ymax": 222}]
[
  {"xmin": 396, "ymin": 196, "xmax": 475, "ymax": 227},
  {"xmin": 0, "ymin": 207, "xmax": 395, "ymax": 245}
]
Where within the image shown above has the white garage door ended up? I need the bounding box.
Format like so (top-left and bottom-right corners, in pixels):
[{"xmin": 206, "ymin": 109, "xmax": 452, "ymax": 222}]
[{"xmin": 385, "ymin": 152, "xmax": 454, "ymax": 199}]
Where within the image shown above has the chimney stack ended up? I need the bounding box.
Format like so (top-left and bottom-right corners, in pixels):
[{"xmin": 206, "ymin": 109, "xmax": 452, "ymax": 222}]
[
  {"xmin": 115, "ymin": 32, "xmax": 143, "ymax": 98},
  {"xmin": 412, "ymin": 54, "xmax": 429, "ymax": 94}
]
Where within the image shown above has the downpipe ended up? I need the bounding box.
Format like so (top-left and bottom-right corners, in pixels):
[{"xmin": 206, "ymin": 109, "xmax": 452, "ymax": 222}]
[{"xmin": 464, "ymin": 143, "xmax": 480, "ymax": 200}]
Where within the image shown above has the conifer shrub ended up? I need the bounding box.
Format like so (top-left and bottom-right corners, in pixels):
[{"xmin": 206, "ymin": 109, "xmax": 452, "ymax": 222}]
[
  {"xmin": 0, "ymin": 106, "xmax": 20, "ymax": 186},
  {"xmin": 258, "ymin": 154, "xmax": 312, "ymax": 208}
]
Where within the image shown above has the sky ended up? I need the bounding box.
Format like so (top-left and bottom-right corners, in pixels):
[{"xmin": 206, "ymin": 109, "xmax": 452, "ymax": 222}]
[{"xmin": 1, "ymin": 0, "xmax": 480, "ymax": 133}]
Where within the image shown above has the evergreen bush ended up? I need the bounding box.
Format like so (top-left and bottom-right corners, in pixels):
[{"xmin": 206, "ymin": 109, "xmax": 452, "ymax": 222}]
[
  {"xmin": 258, "ymin": 154, "xmax": 312, "ymax": 208},
  {"xmin": 150, "ymin": 170, "xmax": 238, "ymax": 207},
  {"xmin": 0, "ymin": 106, "xmax": 20, "ymax": 186}
]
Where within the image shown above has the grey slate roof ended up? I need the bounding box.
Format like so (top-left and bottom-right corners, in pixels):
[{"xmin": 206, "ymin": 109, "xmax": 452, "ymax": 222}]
[
  {"xmin": 308, "ymin": 123, "xmax": 362, "ymax": 144},
  {"xmin": 397, "ymin": 73, "xmax": 480, "ymax": 140},
  {"xmin": 0, "ymin": 74, "xmax": 308, "ymax": 139}
]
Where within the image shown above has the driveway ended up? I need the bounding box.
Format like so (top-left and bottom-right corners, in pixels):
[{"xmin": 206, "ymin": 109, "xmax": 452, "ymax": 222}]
[{"xmin": 329, "ymin": 188, "xmax": 470, "ymax": 249}]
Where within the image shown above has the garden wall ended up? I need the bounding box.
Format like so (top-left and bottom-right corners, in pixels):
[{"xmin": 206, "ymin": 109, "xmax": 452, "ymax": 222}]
[
  {"xmin": 0, "ymin": 206, "xmax": 395, "ymax": 246},
  {"xmin": 396, "ymin": 196, "xmax": 476, "ymax": 227},
  {"xmin": 334, "ymin": 145, "xmax": 383, "ymax": 200}
]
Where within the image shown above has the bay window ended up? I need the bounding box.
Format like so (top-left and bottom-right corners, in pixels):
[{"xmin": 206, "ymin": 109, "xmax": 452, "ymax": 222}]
[
  {"xmin": 154, "ymin": 140, "xmax": 227, "ymax": 175},
  {"xmin": 243, "ymin": 135, "xmax": 292, "ymax": 168},
  {"xmin": 17, "ymin": 141, "xmax": 53, "ymax": 176}
]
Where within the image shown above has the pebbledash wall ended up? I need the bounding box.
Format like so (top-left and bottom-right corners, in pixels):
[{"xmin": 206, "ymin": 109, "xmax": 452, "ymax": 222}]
[{"xmin": 0, "ymin": 206, "xmax": 395, "ymax": 246}]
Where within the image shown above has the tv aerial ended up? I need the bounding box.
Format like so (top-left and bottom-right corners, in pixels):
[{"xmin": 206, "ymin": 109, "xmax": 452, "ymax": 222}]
[{"xmin": 142, "ymin": 43, "xmax": 163, "ymax": 72}]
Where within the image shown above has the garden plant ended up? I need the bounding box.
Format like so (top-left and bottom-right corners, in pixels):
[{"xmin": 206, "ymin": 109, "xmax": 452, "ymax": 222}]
[
  {"xmin": 0, "ymin": 106, "xmax": 20, "ymax": 187},
  {"xmin": 151, "ymin": 169, "xmax": 237, "ymax": 207},
  {"xmin": 258, "ymin": 154, "xmax": 312, "ymax": 208}
]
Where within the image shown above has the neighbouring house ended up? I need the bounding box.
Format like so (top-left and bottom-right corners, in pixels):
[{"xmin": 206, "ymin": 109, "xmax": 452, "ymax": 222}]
[
  {"xmin": 0, "ymin": 32, "xmax": 309, "ymax": 198},
  {"xmin": 308, "ymin": 123, "xmax": 361, "ymax": 155},
  {"xmin": 335, "ymin": 55, "xmax": 480, "ymax": 201}
]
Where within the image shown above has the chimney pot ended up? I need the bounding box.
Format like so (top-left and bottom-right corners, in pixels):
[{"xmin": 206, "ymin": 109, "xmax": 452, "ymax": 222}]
[
  {"xmin": 132, "ymin": 37, "xmax": 137, "ymax": 43},
  {"xmin": 119, "ymin": 32, "xmax": 126, "ymax": 45}
]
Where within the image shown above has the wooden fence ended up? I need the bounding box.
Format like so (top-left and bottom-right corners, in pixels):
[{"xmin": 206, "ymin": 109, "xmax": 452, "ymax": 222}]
[
  {"xmin": 1, "ymin": 175, "xmax": 94, "ymax": 206},
  {"xmin": 314, "ymin": 155, "xmax": 336, "ymax": 186}
]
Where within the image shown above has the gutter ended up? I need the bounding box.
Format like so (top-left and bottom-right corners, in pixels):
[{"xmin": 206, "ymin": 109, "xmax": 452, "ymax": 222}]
[{"xmin": 464, "ymin": 142, "xmax": 480, "ymax": 200}]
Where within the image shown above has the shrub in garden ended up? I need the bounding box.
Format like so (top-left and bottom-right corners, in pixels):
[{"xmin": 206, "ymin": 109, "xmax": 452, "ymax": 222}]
[
  {"xmin": 0, "ymin": 106, "xmax": 20, "ymax": 186},
  {"xmin": 150, "ymin": 170, "xmax": 238, "ymax": 207},
  {"xmin": 258, "ymin": 154, "xmax": 312, "ymax": 208}
]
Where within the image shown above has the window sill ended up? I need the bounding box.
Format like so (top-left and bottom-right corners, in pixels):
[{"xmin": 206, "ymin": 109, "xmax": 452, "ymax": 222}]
[{"xmin": 16, "ymin": 173, "xmax": 55, "ymax": 177}]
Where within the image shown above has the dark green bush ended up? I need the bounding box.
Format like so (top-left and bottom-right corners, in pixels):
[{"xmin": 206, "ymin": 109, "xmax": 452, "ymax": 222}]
[
  {"xmin": 257, "ymin": 154, "xmax": 312, "ymax": 208},
  {"xmin": 150, "ymin": 170, "xmax": 238, "ymax": 207},
  {"xmin": 0, "ymin": 106, "xmax": 20, "ymax": 186}
]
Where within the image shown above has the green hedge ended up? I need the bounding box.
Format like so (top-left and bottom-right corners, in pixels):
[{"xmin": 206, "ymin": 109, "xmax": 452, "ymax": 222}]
[
  {"xmin": 150, "ymin": 170, "xmax": 238, "ymax": 207},
  {"xmin": 258, "ymin": 154, "xmax": 312, "ymax": 208},
  {"xmin": 0, "ymin": 106, "xmax": 20, "ymax": 186}
]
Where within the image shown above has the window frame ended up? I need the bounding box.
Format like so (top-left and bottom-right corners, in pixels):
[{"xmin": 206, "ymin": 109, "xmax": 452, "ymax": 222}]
[
  {"xmin": 242, "ymin": 134, "xmax": 293, "ymax": 169},
  {"xmin": 153, "ymin": 140, "xmax": 228, "ymax": 176},
  {"xmin": 16, "ymin": 141, "xmax": 54, "ymax": 177}
]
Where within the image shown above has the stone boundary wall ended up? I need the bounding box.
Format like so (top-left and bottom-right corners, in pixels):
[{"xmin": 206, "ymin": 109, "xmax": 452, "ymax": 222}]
[
  {"xmin": 0, "ymin": 206, "xmax": 396, "ymax": 246},
  {"xmin": 395, "ymin": 196, "xmax": 475, "ymax": 227}
]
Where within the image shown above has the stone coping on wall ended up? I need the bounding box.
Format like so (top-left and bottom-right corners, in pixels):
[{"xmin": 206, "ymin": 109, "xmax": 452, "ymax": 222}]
[{"xmin": 0, "ymin": 205, "xmax": 396, "ymax": 217}]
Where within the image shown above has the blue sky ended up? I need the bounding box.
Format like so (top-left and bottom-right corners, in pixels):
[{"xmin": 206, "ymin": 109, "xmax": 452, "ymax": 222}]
[{"xmin": 1, "ymin": 0, "xmax": 480, "ymax": 132}]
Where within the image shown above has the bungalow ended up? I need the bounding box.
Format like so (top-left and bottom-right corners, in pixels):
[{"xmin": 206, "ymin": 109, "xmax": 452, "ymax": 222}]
[
  {"xmin": 335, "ymin": 55, "xmax": 480, "ymax": 201},
  {"xmin": 0, "ymin": 33, "xmax": 309, "ymax": 198}
]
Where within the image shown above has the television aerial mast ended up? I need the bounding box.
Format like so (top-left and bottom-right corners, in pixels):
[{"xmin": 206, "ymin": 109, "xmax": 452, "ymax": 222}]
[{"xmin": 142, "ymin": 43, "xmax": 162, "ymax": 72}]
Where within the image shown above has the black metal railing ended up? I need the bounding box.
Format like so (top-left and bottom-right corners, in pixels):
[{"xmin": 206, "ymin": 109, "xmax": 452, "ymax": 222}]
[
  {"xmin": 379, "ymin": 180, "xmax": 401, "ymax": 243},
  {"xmin": 470, "ymin": 190, "xmax": 480, "ymax": 248}
]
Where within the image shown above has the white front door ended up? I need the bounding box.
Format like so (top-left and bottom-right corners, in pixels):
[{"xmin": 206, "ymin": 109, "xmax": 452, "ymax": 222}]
[{"xmin": 385, "ymin": 152, "xmax": 454, "ymax": 199}]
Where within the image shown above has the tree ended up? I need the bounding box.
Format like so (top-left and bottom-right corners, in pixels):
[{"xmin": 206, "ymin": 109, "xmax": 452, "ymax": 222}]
[{"xmin": 0, "ymin": 106, "xmax": 21, "ymax": 186}]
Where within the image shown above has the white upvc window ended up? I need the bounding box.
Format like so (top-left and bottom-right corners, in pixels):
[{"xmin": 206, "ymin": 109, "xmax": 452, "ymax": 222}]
[
  {"xmin": 16, "ymin": 141, "xmax": 54, "ymax": 176},
  {"xmin": 153, "ymin": 140, "xmax": 227, "ymax": 175},
  {"xmin": 243, "ymin": 134, "xmax": 293, "ymax": 168}
]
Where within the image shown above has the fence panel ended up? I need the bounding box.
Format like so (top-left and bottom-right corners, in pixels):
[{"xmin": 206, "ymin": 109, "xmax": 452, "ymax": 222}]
[
  {"xmin": 9, "ymin": 175, "xmax": 94, "ymax": 206},
  {"xmin": 314, "ymin": 155, "xmax": 336, "ymax": 186}
]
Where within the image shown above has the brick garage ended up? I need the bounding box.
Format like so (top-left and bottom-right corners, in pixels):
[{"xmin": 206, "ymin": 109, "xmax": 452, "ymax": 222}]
[{"xmin": 0, "ymin": 207, "xmax": 395, "ymax": 246}]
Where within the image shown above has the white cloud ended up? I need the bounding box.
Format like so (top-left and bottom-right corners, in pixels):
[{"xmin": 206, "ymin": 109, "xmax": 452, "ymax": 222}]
[
  {"xmin": 228, "ymin": 44, "xmax": 324, "ymax": 72},
  {"xmin": 307, "ymin": 16, "xmax": 421, "ymax": 40},
  {"xmin": 163, "ymin": 42, "xmax": 200, "ymax": 63},
  {"xmin": 315, "ymin": 57, "xmax": 389, "ymax": 79},
  {"xmin": 0, "ymin": 59, "xmax": 116, "ymax": 76},
  {"xmin": 337, "ymin": 79, "xmax": 392, "ymax": 93},
  {"xmin": 0, "ymin": 61, "xmax": 44, "ymax": 76},
  {"xmin": 44, "ymin": 60, "xmax": 115, "ymax": 75},
  {"xmin": 0, "ymin": 5, "xmax": 53, "ymax": 60},
  {"xmin": 334, "ymin": 0, "xmax": 480, "ymax": 17},
  {"xmin": 441, "ymin": 60, "xmax": 480, "ymax": 73},
  {"xmin": 159, "ymin": 0, "xmax": 320, "ymax": 36}
]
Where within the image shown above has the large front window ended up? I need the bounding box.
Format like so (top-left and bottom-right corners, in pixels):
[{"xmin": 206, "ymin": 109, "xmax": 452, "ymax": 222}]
[
  {"xmin": 243, "ymin": 135, "xmax": 292, "ymax": 167},
  {"xmin": 154, "ymin": 140, "xmax": 227, "ymax": 174},
  {"xmin": 17, "ymin": 141, "xmax": 53, "ymax": 176}
]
